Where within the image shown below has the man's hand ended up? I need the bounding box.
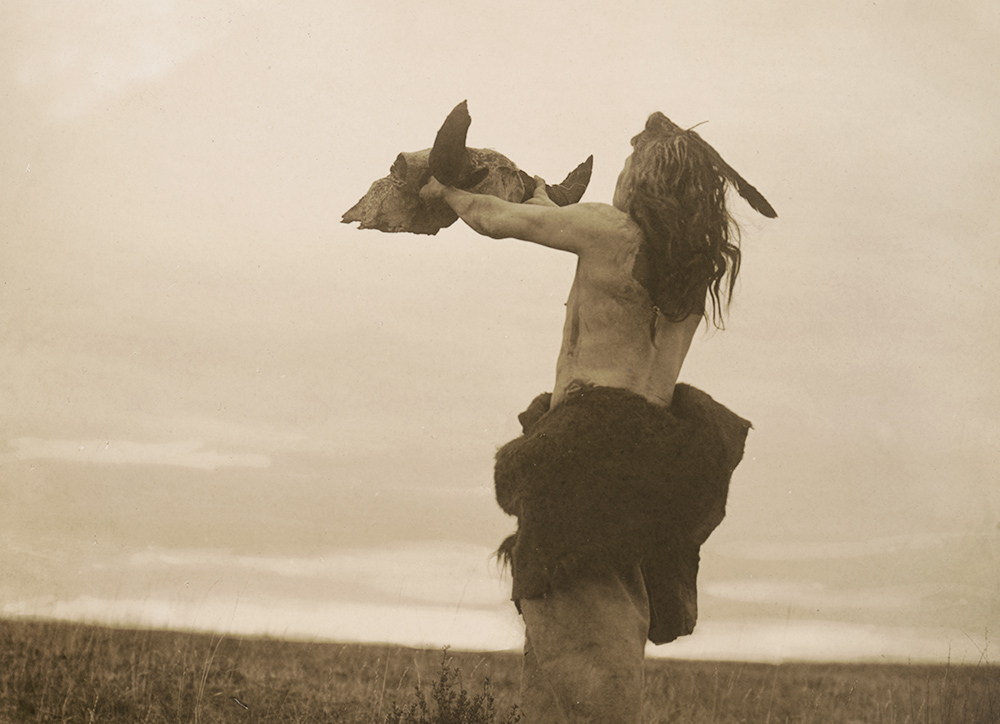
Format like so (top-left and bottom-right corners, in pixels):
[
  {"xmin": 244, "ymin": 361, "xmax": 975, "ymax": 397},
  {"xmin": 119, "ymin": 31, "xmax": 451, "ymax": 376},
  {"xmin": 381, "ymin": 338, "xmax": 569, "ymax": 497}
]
[
  {"xmin": 523, "ymin": 176, "xmax": 558, "ymax": 208},
  {"xmin": 419, "ymin": 176, "xmax": 448, "ymax": 203}
]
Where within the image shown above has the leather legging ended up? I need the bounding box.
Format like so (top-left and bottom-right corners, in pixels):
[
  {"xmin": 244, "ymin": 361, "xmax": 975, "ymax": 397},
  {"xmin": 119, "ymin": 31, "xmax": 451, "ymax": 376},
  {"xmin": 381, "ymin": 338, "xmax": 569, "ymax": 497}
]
[{"xmin": 518, "ymin": 561, "xmax": 650, "ymax": 723}]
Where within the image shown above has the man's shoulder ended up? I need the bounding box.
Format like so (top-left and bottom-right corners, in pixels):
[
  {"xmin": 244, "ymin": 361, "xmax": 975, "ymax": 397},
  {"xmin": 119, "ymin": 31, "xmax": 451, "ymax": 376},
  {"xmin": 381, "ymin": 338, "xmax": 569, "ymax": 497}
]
[
  {"xmin": 571, "ymin": 202, "xmax": 631, "ymax": 221},
  {"xmin": 559, "ymin": 202, "xmax": 640, "ymax": 246}
]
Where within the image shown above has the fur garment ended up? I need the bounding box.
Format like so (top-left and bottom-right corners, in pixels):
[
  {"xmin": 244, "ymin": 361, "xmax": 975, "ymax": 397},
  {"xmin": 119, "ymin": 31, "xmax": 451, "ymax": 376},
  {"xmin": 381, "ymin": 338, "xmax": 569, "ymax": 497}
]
[{"xmin": 495, "ymin": 384, "xmax": 751, "ymax": 644}]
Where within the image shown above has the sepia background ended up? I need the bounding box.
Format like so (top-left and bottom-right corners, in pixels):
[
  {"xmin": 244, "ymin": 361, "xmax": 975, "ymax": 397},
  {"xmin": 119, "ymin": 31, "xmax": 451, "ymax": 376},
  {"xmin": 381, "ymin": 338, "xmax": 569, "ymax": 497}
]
[{"xmin": 2, "ymin": 0, "xmax": 997, "ymax": 663}]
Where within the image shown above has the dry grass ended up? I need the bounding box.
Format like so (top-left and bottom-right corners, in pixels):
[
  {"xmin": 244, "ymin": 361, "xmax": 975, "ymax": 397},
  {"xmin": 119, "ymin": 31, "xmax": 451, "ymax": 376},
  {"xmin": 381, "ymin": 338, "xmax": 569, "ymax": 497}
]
[{"xmin": 0, "ymin": 617, "xmax": 995, "ymax": 723}]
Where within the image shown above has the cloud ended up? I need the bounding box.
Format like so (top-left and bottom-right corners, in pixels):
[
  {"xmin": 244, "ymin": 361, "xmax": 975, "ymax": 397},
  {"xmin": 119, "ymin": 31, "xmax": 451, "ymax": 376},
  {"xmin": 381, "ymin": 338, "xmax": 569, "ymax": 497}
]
[
  {"xmin": 127, "ymin": 542, "xmax": 505, "ymax": 608},
  {"xmin": 1, "ymin": 594, "xmax": 524, "ymax": 653},
  {"xmin": 7, "ymin": 438, "xmax": 270, "ymax": 470},
  {"xmin": 649, "ymin": 619, "xmax": 989, "ymax": 664},
  {"xmin": 3, "ymin": 542, "xmax": 520, "ymax": 652},
  {"xmin": 4, "ymin": 596, "xmax": 986, "ymax": 663},
  {"xmin": 8, "ymin": 0, "xmax": 230, "ymax": 120},
  {"xmin": 712, "ymin": 532, "xmax": 973, "ymax": 561},
  {"xmin": 6, "ymin": 539, "xmax": 991, "ymax": 663},
  {"xmin": 703, "ymin": 579, "xmax": 925, "ymax": 611}
]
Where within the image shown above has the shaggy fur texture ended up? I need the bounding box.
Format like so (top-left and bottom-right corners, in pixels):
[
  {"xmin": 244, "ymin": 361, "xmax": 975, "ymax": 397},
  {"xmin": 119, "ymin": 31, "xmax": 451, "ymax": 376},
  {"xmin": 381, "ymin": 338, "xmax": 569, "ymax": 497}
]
[{"xmin": 495, "ymin": 384, "xmax": 751, "ymax": 644}]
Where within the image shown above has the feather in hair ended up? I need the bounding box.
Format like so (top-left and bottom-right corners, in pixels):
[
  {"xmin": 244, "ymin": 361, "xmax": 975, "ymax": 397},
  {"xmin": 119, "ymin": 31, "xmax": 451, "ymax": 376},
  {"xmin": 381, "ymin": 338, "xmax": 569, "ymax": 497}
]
[{"xmin": 652, "ymin": 114, "xmax": 777, "ymax": 219}]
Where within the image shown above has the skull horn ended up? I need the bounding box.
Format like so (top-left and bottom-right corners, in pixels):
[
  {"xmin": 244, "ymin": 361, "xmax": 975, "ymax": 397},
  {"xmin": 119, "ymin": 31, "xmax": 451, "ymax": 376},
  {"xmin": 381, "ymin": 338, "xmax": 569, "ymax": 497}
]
[{"xmin": 428, "ymin": 101, "xmax": 488, "ymax": 190}]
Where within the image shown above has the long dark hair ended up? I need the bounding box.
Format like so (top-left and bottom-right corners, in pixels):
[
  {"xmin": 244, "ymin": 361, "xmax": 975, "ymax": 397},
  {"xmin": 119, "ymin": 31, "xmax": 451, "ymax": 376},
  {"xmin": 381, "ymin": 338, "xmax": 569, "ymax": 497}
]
[{"xmin": 621, "ymin": 113, "xmax": 743, "ymax": 328}]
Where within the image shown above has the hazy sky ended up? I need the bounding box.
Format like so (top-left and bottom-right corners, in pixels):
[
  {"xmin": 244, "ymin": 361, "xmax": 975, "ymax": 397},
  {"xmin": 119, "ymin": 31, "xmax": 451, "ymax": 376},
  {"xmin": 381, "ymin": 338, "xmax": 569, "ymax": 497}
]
[{"xmin": 2, "ymin": 0, "xmax": 998, "ymax": 662}]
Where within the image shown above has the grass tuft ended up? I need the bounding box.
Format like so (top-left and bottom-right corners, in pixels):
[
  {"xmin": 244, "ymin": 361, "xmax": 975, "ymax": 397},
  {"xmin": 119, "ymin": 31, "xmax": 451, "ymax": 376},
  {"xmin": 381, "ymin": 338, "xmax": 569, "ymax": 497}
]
[{"xmin": 384, "ymin": 649, "xmax": 520, "ymax": 724}]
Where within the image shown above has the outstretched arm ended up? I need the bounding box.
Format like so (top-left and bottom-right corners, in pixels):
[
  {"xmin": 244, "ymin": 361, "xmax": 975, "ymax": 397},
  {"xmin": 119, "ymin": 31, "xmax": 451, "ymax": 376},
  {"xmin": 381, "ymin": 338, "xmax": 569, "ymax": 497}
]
[{"xmin": 419, "ymin": 176, "xmax": 612, "ymax": 254}]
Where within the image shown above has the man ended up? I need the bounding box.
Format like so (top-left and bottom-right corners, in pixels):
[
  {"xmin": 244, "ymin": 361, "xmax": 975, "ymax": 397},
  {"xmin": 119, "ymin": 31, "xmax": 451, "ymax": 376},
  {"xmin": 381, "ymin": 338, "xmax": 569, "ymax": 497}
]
[{"xmin": 420, "ymin": 112, "xmax": 774, "ymax": 723}]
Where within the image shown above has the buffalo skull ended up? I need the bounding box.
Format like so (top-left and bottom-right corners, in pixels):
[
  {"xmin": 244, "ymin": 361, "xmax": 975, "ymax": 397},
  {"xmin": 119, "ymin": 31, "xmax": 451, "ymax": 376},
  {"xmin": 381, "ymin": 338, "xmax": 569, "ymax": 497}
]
[{"xmin": 342, "ymin": 101, "xmax": 593, "ymax": 236}]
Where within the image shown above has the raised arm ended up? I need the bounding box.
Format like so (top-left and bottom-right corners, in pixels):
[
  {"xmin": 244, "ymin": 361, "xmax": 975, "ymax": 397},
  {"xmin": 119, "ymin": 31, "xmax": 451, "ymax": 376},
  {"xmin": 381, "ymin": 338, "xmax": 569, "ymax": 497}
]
[{"xmin": 419, "ymin": 176, "xmax": 622, "ymax": 255}]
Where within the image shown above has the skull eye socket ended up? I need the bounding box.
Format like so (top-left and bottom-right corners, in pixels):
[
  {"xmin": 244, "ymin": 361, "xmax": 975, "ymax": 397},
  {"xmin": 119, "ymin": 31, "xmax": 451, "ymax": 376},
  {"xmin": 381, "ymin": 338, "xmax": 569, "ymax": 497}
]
[{"xmin": 390, "ymin": 153, "xmax": 408, "ymax": 179}]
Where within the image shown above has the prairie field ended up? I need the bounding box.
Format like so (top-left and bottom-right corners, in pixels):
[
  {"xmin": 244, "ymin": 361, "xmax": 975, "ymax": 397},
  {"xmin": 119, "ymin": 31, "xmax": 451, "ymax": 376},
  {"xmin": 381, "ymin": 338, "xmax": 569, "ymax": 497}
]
[{"xmin": 0, "ymin": 617, "xmax": 995, "ymax": 724}]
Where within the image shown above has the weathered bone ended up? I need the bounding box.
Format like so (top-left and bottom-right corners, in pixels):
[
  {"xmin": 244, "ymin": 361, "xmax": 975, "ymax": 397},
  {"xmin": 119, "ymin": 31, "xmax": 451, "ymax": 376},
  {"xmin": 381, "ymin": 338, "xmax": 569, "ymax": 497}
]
[
  {"xmin": 428, "ymin": 100, "xmax": 488, "ymax": 189},
  {"xmin": 342, "ymin": 101, "xmax": 593, "ymax": 235}
]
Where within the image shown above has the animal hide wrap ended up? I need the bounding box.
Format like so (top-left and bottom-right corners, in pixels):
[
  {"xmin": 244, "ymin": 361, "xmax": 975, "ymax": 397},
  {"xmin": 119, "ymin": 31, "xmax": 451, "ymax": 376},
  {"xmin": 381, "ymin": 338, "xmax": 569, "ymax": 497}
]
[{"xmin": 495, "ymin": 384, "xmax": 751, "ymax": 644}]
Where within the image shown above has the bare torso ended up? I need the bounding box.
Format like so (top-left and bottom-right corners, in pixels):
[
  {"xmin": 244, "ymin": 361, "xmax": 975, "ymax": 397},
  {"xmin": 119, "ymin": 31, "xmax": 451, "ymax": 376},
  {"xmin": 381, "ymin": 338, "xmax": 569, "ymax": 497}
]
[
  {"xmin": 420, "ymin": 178, "xmax": 703, "ymax": 408},
  {"xmin": 550, "ymin": 208, "xmax": 701, "ymax": 409}
]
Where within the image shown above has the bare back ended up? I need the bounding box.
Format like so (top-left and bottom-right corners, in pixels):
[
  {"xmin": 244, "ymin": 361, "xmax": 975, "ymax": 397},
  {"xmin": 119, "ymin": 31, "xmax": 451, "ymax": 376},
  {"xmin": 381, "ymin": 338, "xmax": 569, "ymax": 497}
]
[
  {"xmin": 423, "ymin": 183, "xmax": 703, "ymax": 408},
  {"xmin": 550, "ymin": 206, "xmax": 701, "ymax": 409}
]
